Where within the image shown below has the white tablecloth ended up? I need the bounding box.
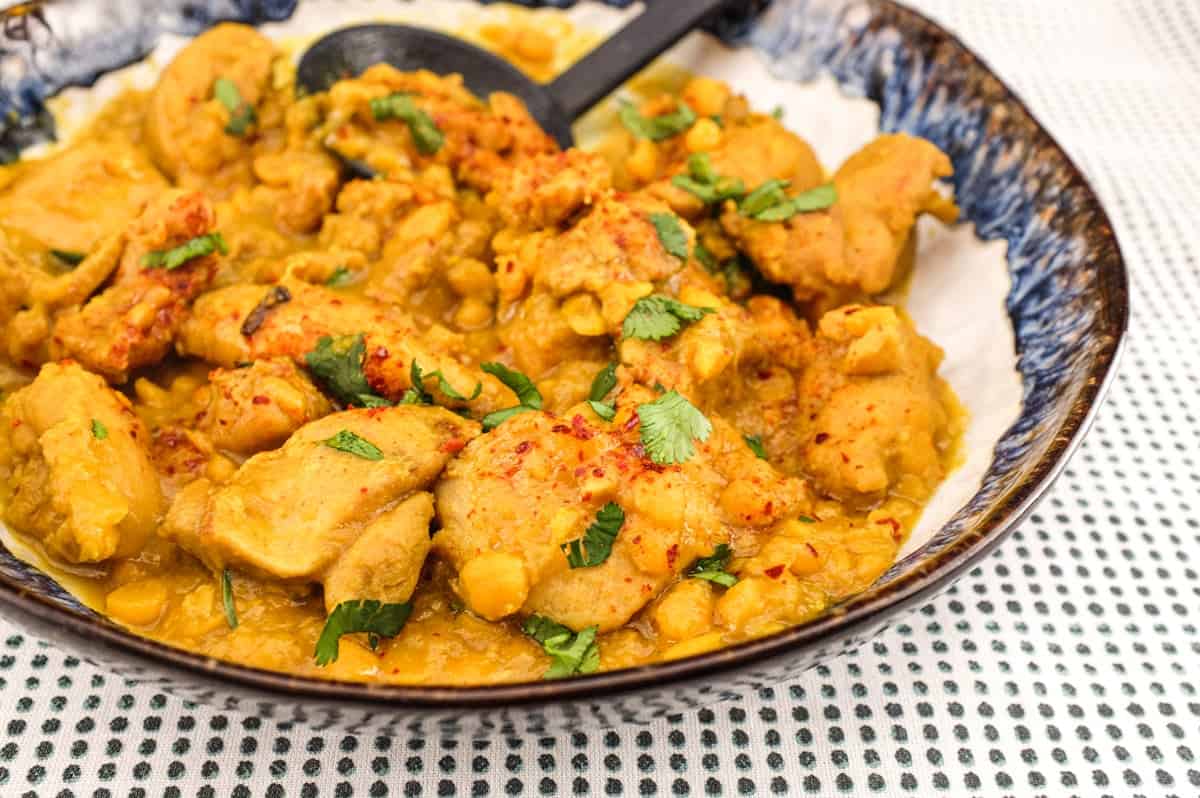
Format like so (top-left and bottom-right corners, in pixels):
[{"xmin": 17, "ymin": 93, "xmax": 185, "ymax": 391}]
[{"xmin": 1, "ymin": 1, "xmax": 1197, "ymax": 795}]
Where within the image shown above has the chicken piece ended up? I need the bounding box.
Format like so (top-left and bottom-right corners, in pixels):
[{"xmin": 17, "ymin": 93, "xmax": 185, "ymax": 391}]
[
  {"xmin": 434, "ymin": 390, "xmax": 809, "ymax": 631},
  {"xmin": 196, "ymin": 358, "xmax": 332, "ymax": 455},
  {"xmin": 798, "ymin": 304, "xmax": 955, "ymax": 504},
  {"xmin": 495, "ymin": 193, "xmax": 693, "ymax": 332},
  {"xmin": 721, "ymin": 133, "xmax": 958, "ymax": 306},
  {"xmin": 162, "ymin": 406, "xmax": 477, "ymax": 588},
  {"xmin": 496, "ymin": 292, "xmax": 610, "ymax": 380},
  {"xmin": 176, "ymin": 280, "xmax": 500, "ymax": 411},
  {"xmin": 144, "ymin": 23, "xmax": 279, "ymax": 186},
  {"xmin": 50, "ymin": 191, "xmax": 221, "ymax": 381},
  {"xmin": 323, "ymin": 492, "xmax": 434, "ymax": 611},
  {"xmin": 0, "ymin": 138, "xmax": 167, "ymax": 255},
  {"xmin": 0, "ymin": 362, "xmax": 163, "ymax": 563},
  {"xmin": 318, "ymin": 65, "xmax": 557, "ymax": 192},
  {"xmin": 488, "ymin": 150, "xmax": 613, "ymax": 230}
]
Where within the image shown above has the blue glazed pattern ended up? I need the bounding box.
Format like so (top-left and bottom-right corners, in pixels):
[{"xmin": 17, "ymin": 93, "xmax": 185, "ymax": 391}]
[{"xmin": 0, "ymin": 0, "xmax": 1126, "ymax": 727}]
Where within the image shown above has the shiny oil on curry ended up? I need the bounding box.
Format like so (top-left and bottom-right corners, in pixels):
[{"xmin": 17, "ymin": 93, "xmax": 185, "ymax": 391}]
[{"xmin": 0, "ymin": 20, "xmax": 964, "ymax": 685}]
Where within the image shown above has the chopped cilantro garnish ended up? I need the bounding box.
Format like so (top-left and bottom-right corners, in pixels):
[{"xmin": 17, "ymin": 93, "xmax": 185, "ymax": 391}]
[
  {"xmin": 304, "ymin": 334, "xmax": 392, "ymax": 408},
  {"xmin": 521, "ymin": 615, "xmax": 600, "ymax": 679},
  {"xmin": 621, "ymin": 295, "xmax": 714, "ymax": 342},
  {"xmin": 688, "ymin": 543, "xmax": 738, "ymax": 588},
  {"xmin": 694, "ymin": 241, "xmax": 719, "ymax": 272},
  {"xmin": 325, "ymin": 266, "xmax": 355, "ymax": 287},
  {"xmin": 323, "ymin": 429, "xmax": 384, "ymax": 461},
  {"xmin": 50, "ymin": 249, "xmax": 85, "ymax": 266},
  {"xmin": 770, "ymin": 105, "xmax": 785, "ymax": 120},
  {"xmin": 618, "ymin": 101, "xmax": 697, "ymax": 141},
  {"xmin": 314, "ymin": 599, "xmax": 412, "ymax": 666},
  {"xmin": 649, "ymin": 212, "xmax": 689, "ymax": 260},
  {"xmin": 400, "ymin": 361, "xmax": 482, "ymax": 406},
  {"xmin": 141, "ymin": 233, "xmax": 227, "ymax": 271},
  {"xmin": 561, "ymin": 502, "xmax": 625, "ymax": 569},
  {"xmin": 90, "ymin": 419, "xmax": 108, "ymax": 440},
  {"xmin": 671, "ymin": 153, "xmax": 745, "ymax": 205},
  {"xmin": 370, "ymin": 93, "xmax": 444, "ymax": 155},
  {"xmin": 587, "ymin": 401, "xmax": 617, "ymax": 421},
  {"xmin": 480, "ymin": 362, "xmax": 542, "ymax": 430},
  {"xmin": 797, "ymin": 515, "xmax": 816, "ymax": 524},
  {"xmin": 636, "ymin": 390, "xmax": 712, "ymax": 465},
  {"xmin": 221, "ymin": 569, "xmax": 238, "ymax": 630},
  {"xmin": 740, "ymin": 180, "xmax": 837, "ymax": 222},
  {"xmin": 588, "ymin": 362, "xmax": 618, "ymax": 403},
  {"xmin": 213, "ymin": 77, "xmax": 257, "ymax": 136},
  {"xmin": 743, "ymin": 434, "xmax": 767, "ymax": 460}
]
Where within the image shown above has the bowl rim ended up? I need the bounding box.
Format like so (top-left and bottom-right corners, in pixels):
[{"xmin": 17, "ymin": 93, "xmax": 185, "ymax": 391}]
[{"xmin": 0, "ymin": 0, "xmax": 1129, "ymax": 709}]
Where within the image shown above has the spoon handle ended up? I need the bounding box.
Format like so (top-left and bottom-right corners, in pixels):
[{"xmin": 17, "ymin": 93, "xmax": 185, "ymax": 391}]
[{"xmin": 546, "ymin": 0, "xmax": 731, "ymax": 121}]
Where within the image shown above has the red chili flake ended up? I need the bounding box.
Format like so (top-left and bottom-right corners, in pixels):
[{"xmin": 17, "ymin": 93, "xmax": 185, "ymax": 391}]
[
  {"xmin": 631, "ymin": 536, "xmax": 642, "ymax": 544},
  {"xmin": 876, "ymin": 517, "xmax": 902, "ymax": 541},
  {"xmin": 9, "ymin": 420, "xmax": 20, "ymax": 428},
  {"xmin": 764, "ymin": 565, "xmax": 785, "ymax": 579},
  {"xmin": 360, "ymin": 487, "xmax": 368, "ymax": 494},
  {"xmin": 757, "ymin": 369, "xmax": 773, "ymax": 380},
  {"xmin": 574, "ymin": 466, "xmax": 587, "ymax": 477},
  {"xmin": 592, "ymin": 467, "xmax": 605, "ymax": 478},
  {"xmin": 814, "ymin": 432, "xmax": 829, "ymax": 444},
  {"xmin": 623, "ymin": 413, "xmax": 640, "ymax": 432},
  {"xmin": 666, "ymin": 544, "xmax": 679, "ymax": 569},
  {"xmin": 366, "ymin": 406, "xmax": 388, "ymax": 419},
  {"xmin": 439, "ymin": 438, "xmax": 466, "ymax": 454},
  {"xmin": 805, "ymin": 543, "xmax": 819, "ymax": 557},
  {"xmin": 840, "ymin": 452, "xmax": 850, "ymax": 464},
  {"xmin": 515, "ymin": 440, "xmax": 532, "ymax": 455},
  {"xmin": 551, "ymin": 424, "xmax": 571, "ymax": 435},
  {"xmin": 570, "ymin": 414, "xmax": 593, "ymax": 440},
  {"xmin": 373, "ymin": 346, "xmax": 389, "ymax": 359},
  {"xmin": 581, "ymin": 493, "xmax": 592, "ymax": 502},
  {"xmin": 844, "ymin": 307, "xmax": 860, "ymax": 315},
  {"xmin": 764, "ymin": 501, "xmax": 774, "ymax": 515},
  {"xmin": 251, "ymin": 395, "xmax": 270, "ymax": 405}
]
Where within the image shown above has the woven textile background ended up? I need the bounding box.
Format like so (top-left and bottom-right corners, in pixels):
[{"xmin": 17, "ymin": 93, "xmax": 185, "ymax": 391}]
[{"xmin": 0, "ymin": 0, "xmax": 1197, "ymax": 795}]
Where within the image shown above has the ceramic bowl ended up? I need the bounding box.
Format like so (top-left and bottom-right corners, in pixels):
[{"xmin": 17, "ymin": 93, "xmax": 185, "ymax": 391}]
[{"xmin": 0, "ymin": 0, "xmax": 1127, "ymax": 734}]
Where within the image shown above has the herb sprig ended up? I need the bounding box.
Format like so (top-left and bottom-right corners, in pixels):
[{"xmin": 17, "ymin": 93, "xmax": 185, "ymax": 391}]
[
  {"xmin": 370, "ymin": 93, "xmax": 444, "ymax": 155},
  {"xmin": 618, "ymin": 101, "xmax": 697, "ymax": 141},
  {"xmin": 141, "ymin": 233, "xmax": 227, "ymax": 271},
  {"xmin": 305, "ymin": 334, "xmax": 392, "ymax": 408},
  {"xmin": 622, "ymin": 295, "xmax": 714, "ymax": 342},
  {"xmin": 587, "ymin": 362, "xmax": 618, "ymax": 421},
  {"xmin": 480, "ymin": 362, "xmax": 542, "ymax": 431},
  {"xmin": 314, "ymin": 599, "xmax": 413, "ymax": 666},
  {"xmin": 688, "ymin": 544, "xmax": 738, "ymax": 588},
  {"xmin": 636, "ymin": 390, "xmax": 712, "ymax": 465},
  {"xmin": 400, "ymin": 361, "xmax": 482, "ymax": 406},
  {"xmin": 323, "ymin": 429, "xmax": 384, "ymax": 461},
  {"xmin": 522, "ymin": 615, "xmax": 600, "ymax": 679},
  {"xmin": 561, "ymin": 503, "xmax": 625, "ymax": 569}
]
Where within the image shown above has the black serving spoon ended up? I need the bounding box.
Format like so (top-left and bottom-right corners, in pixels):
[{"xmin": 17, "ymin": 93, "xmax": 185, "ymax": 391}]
[{"xmin": 296, "ymin": 0, "xmax": 732, "ymax": 153}]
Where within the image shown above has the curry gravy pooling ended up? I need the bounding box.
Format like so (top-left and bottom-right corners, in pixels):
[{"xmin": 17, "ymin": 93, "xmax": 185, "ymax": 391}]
[{"xmin": 0, "ymin": 21, "xmax": 963, "ymax": 685}]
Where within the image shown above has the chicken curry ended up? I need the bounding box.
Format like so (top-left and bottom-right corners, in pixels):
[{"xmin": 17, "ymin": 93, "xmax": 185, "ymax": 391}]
[{"xmin": 0, "ymin": 22, "xmax": 963, "ymax": 685}]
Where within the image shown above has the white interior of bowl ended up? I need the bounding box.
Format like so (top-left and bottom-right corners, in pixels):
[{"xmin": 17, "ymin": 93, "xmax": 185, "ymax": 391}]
[{"xmin": 38, "ymin": 0, "xmax": 1022, "ymax": 563}]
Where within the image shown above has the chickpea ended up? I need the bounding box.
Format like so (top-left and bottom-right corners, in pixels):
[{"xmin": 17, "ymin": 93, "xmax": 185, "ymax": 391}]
[
  {"xmin": 682, "ymin": 77, "xmax": 731, "ymax": 117},
  {"xmin": 653, "ymin": 580, "xmax": 716, "ymax": 641},
  {"xmin": 458, "ymin": 552, "xmax": 529, "ymax": 621},
  {"xmin": 561, "ymin": 294, "xmax": 606, "ymax": 337},
  {"xmin": 445, "ymin": 258, "xmax": 497, "ymax": 300},
  {"xmin": 625, "ymin": 138, "xmax": 660, "ymax": 183},
  {"xmin": 715, "ymin": 577, "xmax": 772, "ymax": 631},
  {"xmin": 453, "ymin": 297, "xmax": 493, "ymax": 330},
  {"xmin": 105, "ymin": 579, "xmax": 169, "ymax": 627},
  {"xmin": 661, "ymin": 631, "xmax": 724, "ymax": 661},
  {"xmin": 684, "ymin": 118, "xmax": 722, "ymax": 153},
  {"xmin": 513, "ymin": 28, "xmax": 555, "ymax": 64}
]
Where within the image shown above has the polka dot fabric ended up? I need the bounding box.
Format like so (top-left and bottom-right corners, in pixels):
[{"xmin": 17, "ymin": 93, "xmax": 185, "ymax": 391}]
[{"xmin": 0, "ymin": 0, "xmax": 1196, "ymax": 794}]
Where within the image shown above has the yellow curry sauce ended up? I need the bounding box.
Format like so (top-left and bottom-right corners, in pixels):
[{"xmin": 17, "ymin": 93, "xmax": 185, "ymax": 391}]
[{"xmin": 0, "ymin": 21, "xmax": 963, "ymax": 685}]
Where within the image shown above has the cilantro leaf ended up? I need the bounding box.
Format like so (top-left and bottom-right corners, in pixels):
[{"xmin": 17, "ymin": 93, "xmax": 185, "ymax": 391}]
[
  {"xmin": 771, "ymin": 105, "xmax": 785, "ymax": 120},
  {"xmin": 743, "ymin": 434, "xmax": 767, "ymax": 460},
  {"xmin": 618, "ymin": 101, "xmax": 697, "ymax": 141},
  {"xmin": 480, "ymin": 362, "xmax": 542, "ymax": 430},
  {"xmin": 213, "ymin": 77, "xmax": 256, "ymax": 136},
  {"xmin": 649, "ymin": 212, "xmax": 689, "ymax": 260},
  {"xmin": 587, "ymin": 400, "xmax": 616, "ymax": 421},
  {"xmin": 636, "ymin": 390, "xmax": 712, "ymax": 465},
  {"xmin": 325, "ymin": 266, "xmax": 355, "ymax": 287},
  {"xmin": 589, "ymin": 362, "xmax": 618, "ymax": 402},
  {"xmin": 561, "ymin": 502, "xmax": 625, "ymax": 569},
  {"xmin": 50, "ymin": 249, "xmax": 85, "ymax": 266},
  {"xmin": 221, "ymin": 569, "xmax": 238, "ymax": 629},
  {"xmin": 670, "ymin": 153, "xmax": 745, "ymax": 205},
  {"xmin": 480, "ymin": 405, "xmax": 535, "ymax": 431},
  {"xmin": 688, "ymin": 543, "xmax": 738, "ymax": 588},
  {"xmin": 738, "ymin": 179, "xmax": 791, "ymax": 217},
  {"xmin": 400, "ymin": 361, "xmax": 482, "ymax": 405},
  {"xmin": 304, "ymin": 334, "xmax": 392, "ymax": 408},
  {"xmin": 521, "ymin": 615, "xmax": 601, "ymax": 679},
  {"xmin": 141, "ymin": 233, "xmax": 228, "ymax": 270},
  {"xmin": 370, "ymin": 93, "xmax": 444, "ymax": 154},
  {"xmin": 694, "ymin": 241, "xmax": 719, "ymax": 272},
  {"xmin": 741, "ymin": 181, "xmax": 837, "ymax": 222},
  {"xmin": 89, "ymin": 418, "xmax": 108, "ymax": 440},
  {"xmin": 314, "ymin": 599, "xmax": 412, "ymax": 666},
  {"xmin": 323, "ymin": 429, "xmax": 384, "ymax": 461},
  {"xmin": 621, "ymin": 295, "xmax": 714, "ymax": 341}
]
